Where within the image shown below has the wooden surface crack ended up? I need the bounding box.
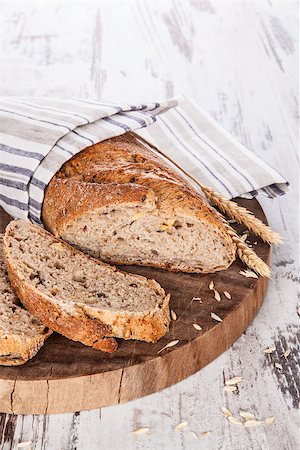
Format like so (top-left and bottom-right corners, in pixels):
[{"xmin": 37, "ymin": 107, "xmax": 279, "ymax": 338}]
[
  {"xmin": 117, "ymin": 368, "xmax": 125, "ymax": 404},
  {"xmin": 10, "ymin": 380, "xmax": 16, "ymax": 415},
  {"xmin": 45, "ymin": 363, "xmax": 55, "ymax": 415}
]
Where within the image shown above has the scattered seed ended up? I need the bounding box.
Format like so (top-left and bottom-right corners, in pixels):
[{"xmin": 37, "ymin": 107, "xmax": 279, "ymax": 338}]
[
  {"xmin": 221, "ymin": 407, "xmax": 232, "ymax": 417},
  {"xmin": 192, "ymin": 297, "xmax": 202, "ymax": 302},
  {"xmin": 240, "ymin": 234, "xmax": 248, "ymax": 242},
  {"xmin": 157, "ymin": 340, "xmax": 179, "ymax": 354},
  {"xmin": 211, "ymin": 312, "xmax": 223, "ymax": 322},
  {"xmin": 174, "ymin": 421, "xmax": 188, "ymax": 431},
  {"xmin": 228, "ymin": 416, "xmax": 243, "ymax": 426},
  {"xmin": 239, "ymin": 411, "xmax": 255, "ymax": 420},
  {"xmin": 240, "ymin": 269, "xmax": 258, "ymax": 279},
  {"xmin": 264, "ymin": 346, "xmax": 276, "ymax": 354},
  {"xmin": 214, "ymin": 290, "xmax": 221, "ymax": 302},
  {"xmin": 282, "ymin": 349, "xmax": 291, "ymax": 358},
  {"xmin": 193, "ymin": 323, "xmax": 202, "ymax": 331},
  {"xmin": 131, "ymin": 427, "xmax": 150, "ymax": 435},
  {"xmin": 201, "ymin": 431, "xmax": 210, "ymax": 438},
  {"xmin": 209, "ymin": 281, "xmax": 214, "ymax": 290},
  {"xmin": 228, "ymin": 219, "xmax": 237, "ymax": 224},
  {"xmin": 225, "ymin": 376, "xmax": 243, "ymax": 385},
  {"xmin": 253, "ymin": 241, "xmax": 257, "ymax": 245},
  {"xmin": 189, "ymin": 431, "xmax": 199, "ymax": 439},
  {"xmin": 297, "ymin": 307, "xmax": 300, "ymax": 316},
  {"xmin": 265, "ymin": 416, "xmax": 276, "ymax": 425},
  {"xmin": 275, "ymin": 363, "xmax": 283, "ymax": 370},
  {"xmin": 223, "ymin": 385, "xmax": 237, "ymax": 392},
  {"xmin": 171, "ymin": 310, "xmax": 177, "ymax": 320},
  {"xmin": 223, "ymin": 291, "xmax": 231, "ymax": 299},
  {"xmin": 17, "ymin": 443, "xmax": 32, "ymax": 449},
  {"xmin": 244, "ymin": 420, "xmax": 263, "ymax": 428}
]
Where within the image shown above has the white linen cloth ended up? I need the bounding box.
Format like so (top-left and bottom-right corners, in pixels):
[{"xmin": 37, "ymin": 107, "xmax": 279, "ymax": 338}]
[{"xmin": 0, "ymin": 96, "xmax": 288, "ymax": 225}]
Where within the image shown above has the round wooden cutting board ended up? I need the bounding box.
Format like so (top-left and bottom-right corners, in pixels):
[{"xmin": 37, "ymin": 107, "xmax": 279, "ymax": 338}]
[{"xmin": 0, "ymin": 198, "xmax": 270, "ymax": 414}]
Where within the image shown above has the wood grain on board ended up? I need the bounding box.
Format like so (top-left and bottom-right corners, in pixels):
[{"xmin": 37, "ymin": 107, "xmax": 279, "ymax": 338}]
[
  {"xmin": 0, "ymin": 0, "xmax": 298, "ymax": 449},
  {"xmin": 0, "ymin": 199, "xmax": 269, "ymax": 414}
]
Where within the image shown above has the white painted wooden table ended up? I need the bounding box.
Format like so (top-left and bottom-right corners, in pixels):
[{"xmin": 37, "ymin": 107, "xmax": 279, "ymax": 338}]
[{"xmin": 0, "ymin": 1, "xmax": 299, "ymax": 449}]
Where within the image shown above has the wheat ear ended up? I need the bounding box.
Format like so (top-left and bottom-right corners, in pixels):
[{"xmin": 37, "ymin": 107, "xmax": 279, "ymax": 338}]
[
  {"xmin": 131, "ymin": 132, "xmax": 271, "ymax": 277},
  {"xmin": 220, "ymin": 219, "xmax": 271, "ymax": 277},
  {"xmin": 132, "ymin": 132, "xmax": 281, "ymax": 244},
  {"xmin": 198, "ymin": 184, "xmax": 282, "ymax": 245}
]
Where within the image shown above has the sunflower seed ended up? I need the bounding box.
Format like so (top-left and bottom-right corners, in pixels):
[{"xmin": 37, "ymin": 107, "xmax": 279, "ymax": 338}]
[
  {"xmin": 264, "ymin": 346, "xmax": 276, "ymax": 354},
  {"xmin": 131, "ymin": 212, "xmax": 145, "ymax": 221},
  {"xmin": 192, "ymin": 297, "xmax": 202, "ymax": 302},
  {"xmin": 211, "ymin": 312, "xmax": 223, "ymax": 322},
  {"xmin": 50, "ymin": 242, "xmax": 64, "ymax": 251},
  {"xmin": 221, "ymin": 407, "xmax": 232, "ymax": 417},
  {"xmin": 209, "ymin": 281, "xmax": 214, "ymax": 290},
  {"xmin": 225, "ymin": 376, "xmax": 243, "ymax": 385},
  {"xmin": 171, "ymin": 310, "xmax": 177, "ymax": 320},
  {"xmin": 223, "ymin": 291, "xmax": 231, "ymax": 299},
  {"xmin": 160, "ymin": 220, "xmax": 175, "ymax": 231},
  {"xmin": 282, "ymin": 349, "xmax": 291, "ymax": 358},
  {"xmin": 275, "ymin": 363, "xmax": 283, "ymax": 370},
  {"xmin": 214, "ymin": 290, "xmax": 221, "ymax": 302},
  {"xmin": 244, "ymin": 420, "xmax": 263, "ymax": 428},
  {"xmin": 239, "ymin": 269, "xmax": 258, "ymax": 278},
  {"xmin": 239, "ymin": 411, "xmax": 255, "ymax": 420},
  {"xmin": 223, "ymin": 385, "xmax": 237, "ymax": 392},
  {"xmin": 265, "ymin": 416, "xmax": 276, "ymax": 424},
  {"xmin": 174, "ymin": 421, "xmax": 188, "ymax": 431},
  {"xmin": 131, "ymin": 427, "xmax": 150, "ymax": 435},
  {"xmin": 228, "ymin": 416, "xmax": 243, "ymax": 426},
  {"xmin": 193, "ymin": 323, "xmax": 202, "ymax": 331},
  {"xmin": 157, "ymin": 340, "xmax": 179, "ymax": 354}
]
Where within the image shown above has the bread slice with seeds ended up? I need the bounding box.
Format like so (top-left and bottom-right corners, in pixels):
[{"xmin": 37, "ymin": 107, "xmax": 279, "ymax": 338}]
[
  {"xmin": 4, "ymin": 220, "xmax": 170, "ymax": 352},
  {"xmin": 0, "ymin": 235, "xmax": 52, "ymax": 366}
]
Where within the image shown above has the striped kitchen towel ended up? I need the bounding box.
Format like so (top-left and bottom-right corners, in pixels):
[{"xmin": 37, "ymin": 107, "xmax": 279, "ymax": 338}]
[{"xmin": 0, "ymin": 96, "xmax": 288, "ymax": 225}]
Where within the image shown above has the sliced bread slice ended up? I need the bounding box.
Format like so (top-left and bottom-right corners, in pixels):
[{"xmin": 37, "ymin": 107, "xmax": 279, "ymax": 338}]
[
  {"xmin": 0, "ymin": 235, "xmax": 52, "ymax": 366},
  {"xmin": 4, "ymin": 220, "xmax": 170, "ymax": 352}
]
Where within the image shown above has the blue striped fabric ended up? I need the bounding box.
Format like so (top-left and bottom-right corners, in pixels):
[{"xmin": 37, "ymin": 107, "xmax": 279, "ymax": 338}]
[{"xmin": 0, "ymin": 97, "xmax": 288, "ymax": 224}]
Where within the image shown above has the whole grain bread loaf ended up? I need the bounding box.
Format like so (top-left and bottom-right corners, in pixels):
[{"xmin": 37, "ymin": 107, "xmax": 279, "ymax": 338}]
[
  {"xmin": 4, "ymin": 220, "xmax": 170, "ymax": 352},
  {"xmin": 43, "ymin": 133, "xmax": 236, "ymax": 273},
  {"xmin": 0, "ymin": 235, "xmax": 52, "ymax": 366}
]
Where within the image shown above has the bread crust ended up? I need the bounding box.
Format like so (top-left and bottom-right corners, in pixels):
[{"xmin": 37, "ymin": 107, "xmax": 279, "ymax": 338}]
[
  {"xmin": 0, "ymin": 332, "xmax": 51, "ymax": 366},
  {"xmin": 4, "ymin": 221, "xmax": 170, "ymax": 351},
  {"xmin": 42, "ymin": 132, "xmax": 236, "ymax": 272}
]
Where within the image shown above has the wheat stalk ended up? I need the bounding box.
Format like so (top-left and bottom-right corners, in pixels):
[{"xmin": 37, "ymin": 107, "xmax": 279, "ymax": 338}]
[
  {"xmin": 198, "ymin": 184, "xmax": 282, "ymax": 245},
  {"xmin": 220, "ymin": 218, "xmax": 271, "ymax": 277},
  {"xmin": 131, "ymin": 132, "xmax": 271, "ymax": 277},
  {"xmin": 132, "ymin": 132, "xmax": 281, "ymax": 244}
]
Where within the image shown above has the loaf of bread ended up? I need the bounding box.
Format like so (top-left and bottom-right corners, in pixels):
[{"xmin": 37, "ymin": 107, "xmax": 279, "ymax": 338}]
[
  {"xmin": 0, "ymin": 235, "xmax": 52, "ymax": 366},
  {"xmin": 4, "ymin": 220, "xmax": 170, "ymax": 352},
  {"xmin": 43, "ymin": 133, "xmax": 236, "ymax": 273}
]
